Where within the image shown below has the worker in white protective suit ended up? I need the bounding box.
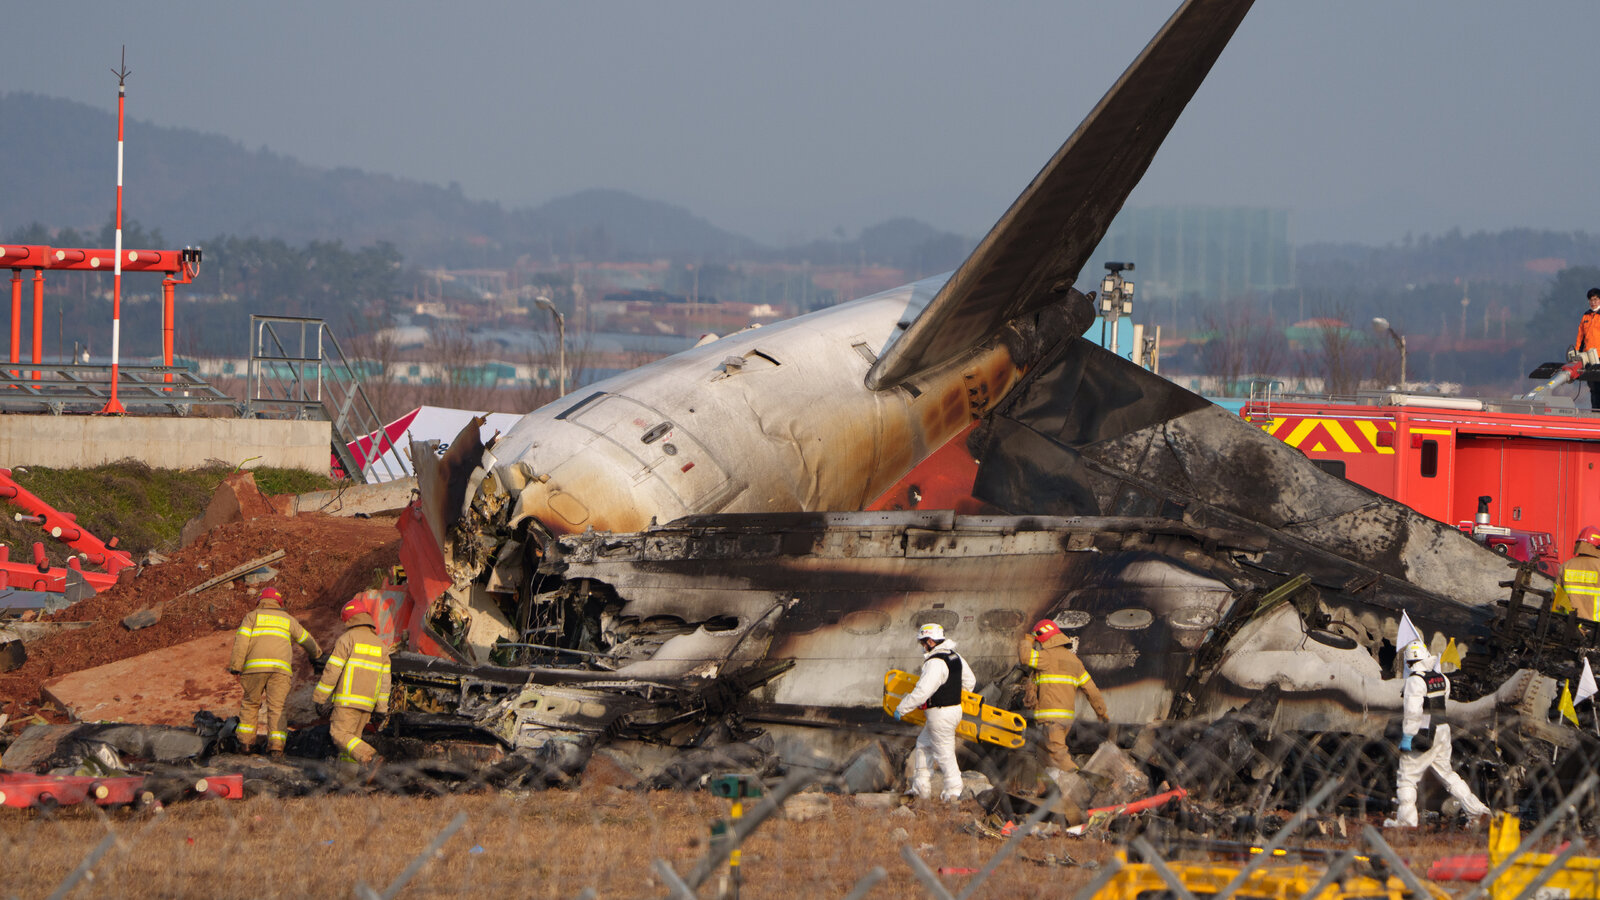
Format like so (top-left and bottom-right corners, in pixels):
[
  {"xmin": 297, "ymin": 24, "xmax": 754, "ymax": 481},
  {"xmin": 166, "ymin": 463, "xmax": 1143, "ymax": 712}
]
[
  {"xmin": 893, "ymin": 623, "xmax": 977, "ymax": 803},
  {"xmin": 1384, "ymin": 640, "xmax": 1491, "ymax": 828}
]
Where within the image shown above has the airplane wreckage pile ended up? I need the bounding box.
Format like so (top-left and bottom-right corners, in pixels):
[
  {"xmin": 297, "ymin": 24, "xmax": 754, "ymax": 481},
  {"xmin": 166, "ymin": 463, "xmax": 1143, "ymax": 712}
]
[{"xmin": 7, "ymin": 0, "xmax": 1600, "ymax": 830}]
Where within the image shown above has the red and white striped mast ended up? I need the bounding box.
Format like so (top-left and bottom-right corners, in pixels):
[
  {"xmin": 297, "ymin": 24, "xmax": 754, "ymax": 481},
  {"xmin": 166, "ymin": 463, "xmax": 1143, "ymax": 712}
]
[{"xmin": 100, "ymin": 47, "xmax": 130, "ymax": 414}]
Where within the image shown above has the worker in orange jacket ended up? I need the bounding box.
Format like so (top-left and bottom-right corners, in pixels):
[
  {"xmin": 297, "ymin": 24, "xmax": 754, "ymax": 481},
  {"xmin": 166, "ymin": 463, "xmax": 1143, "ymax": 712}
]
[
  {"xmin": 1573, "ymin": 288, "xmax": 1600, "ymax": 410},
  {"xmin": 228, "ymin": 586, "xmax": 322, "ymax": 757},
  {"xmin": 1018, "ymin": 619, "xmax": 1109, "ymax": 783},
  {"xmin": 314, "ymin": 596, "xmax": 392, "ymax": 775}
]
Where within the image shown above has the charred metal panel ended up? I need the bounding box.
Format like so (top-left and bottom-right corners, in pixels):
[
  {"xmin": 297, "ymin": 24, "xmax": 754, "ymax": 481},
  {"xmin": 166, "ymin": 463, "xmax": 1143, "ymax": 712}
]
[
  {"xmin": 973, "ymin": 339, "xmax": 1532, "ymax": 608},
  {"xmin": 546, "ymin": 510, "xmax": 1500, "ymax": 732},
  {"xmin": 412, "ymin": 422, "xmax": 487, "ymax": 552}
]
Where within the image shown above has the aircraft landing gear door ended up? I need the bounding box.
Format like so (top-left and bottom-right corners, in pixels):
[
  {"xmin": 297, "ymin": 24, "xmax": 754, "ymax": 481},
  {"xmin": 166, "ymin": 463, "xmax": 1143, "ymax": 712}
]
[{"xmin": 562, "ymin": 394, "xmax": 737, "ymax": 512}]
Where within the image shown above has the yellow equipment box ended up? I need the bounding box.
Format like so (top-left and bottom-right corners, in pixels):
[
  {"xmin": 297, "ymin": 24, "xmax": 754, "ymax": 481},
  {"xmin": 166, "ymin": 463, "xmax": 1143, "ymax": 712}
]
[
  {"xmin": 1488, "ymin": 811, "xmax": 1600, "ymax": 900},
  {"xmin": 882, "ymin": 669, "xmax": 1027, "ymax": 750},
  {"xmin": 1095, "ymin": 857, "xmax": 1450, "ymax": 900}
]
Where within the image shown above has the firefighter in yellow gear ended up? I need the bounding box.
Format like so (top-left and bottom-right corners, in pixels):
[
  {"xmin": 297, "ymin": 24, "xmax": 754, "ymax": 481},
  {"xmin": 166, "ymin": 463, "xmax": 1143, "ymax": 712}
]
[
  {"xmin": 228, "ymin": 586, "xmax": 322, "ymax": 755},
  {"xmin": 1018, "ymin": 618, "xmax": 1109, "ymax": 779},
  {"xmin": 1554, "ymin": 525, "xmax": 1600, "ymax": 621},
  {"xmin": 314, "ymin": 596, "xmax": 392, "ymax": 768}
]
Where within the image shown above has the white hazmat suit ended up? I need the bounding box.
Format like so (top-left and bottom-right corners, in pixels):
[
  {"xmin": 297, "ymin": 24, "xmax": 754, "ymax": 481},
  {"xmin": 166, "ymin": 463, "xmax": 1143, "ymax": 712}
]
[
  {"xmin": 894, "ymin": 637, "xmax": 976, "ymax": 802},
  {"xmin": 1386, "ymin": 649, "xmax": 1490, "ymax": 827}
]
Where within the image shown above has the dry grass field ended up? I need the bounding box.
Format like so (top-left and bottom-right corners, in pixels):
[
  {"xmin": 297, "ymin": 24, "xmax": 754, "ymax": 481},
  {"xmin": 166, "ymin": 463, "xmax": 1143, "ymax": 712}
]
[{"xmin": 0, "ymin": 785, "xmax": 1496, "ymax": 900}]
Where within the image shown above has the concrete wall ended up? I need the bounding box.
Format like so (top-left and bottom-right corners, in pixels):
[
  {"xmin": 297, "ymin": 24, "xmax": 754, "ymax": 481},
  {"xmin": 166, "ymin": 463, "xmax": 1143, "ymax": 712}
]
[{"xmin": 0, "ymin": 415, "xmax": 331, "ymax": 472}]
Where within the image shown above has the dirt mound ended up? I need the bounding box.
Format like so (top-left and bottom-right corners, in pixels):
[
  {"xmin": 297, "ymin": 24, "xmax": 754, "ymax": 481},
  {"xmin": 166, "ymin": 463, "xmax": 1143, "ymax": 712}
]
[{"xmin": 1, "ymin": 512, "xmax": 400, "ymax": 723}]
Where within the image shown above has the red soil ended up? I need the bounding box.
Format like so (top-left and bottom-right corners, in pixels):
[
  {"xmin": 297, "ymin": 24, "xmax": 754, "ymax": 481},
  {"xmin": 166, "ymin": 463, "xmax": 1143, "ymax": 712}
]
[{"xmin": 1, "ymin": 512, "xmax": 400, "ymax": 724}]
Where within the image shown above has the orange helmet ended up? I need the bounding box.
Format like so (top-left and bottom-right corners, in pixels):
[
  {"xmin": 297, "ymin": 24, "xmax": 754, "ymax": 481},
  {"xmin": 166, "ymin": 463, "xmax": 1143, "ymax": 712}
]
[
  {"xmin": 340, "ymin": 596, "xmax": 369, "ymax": 622},
  {"xmin": 1579, "ymin": 526, "xmax": 1600, "ymax": 549},
  {"xmin": 258, "ymin": 587, "xmax": 282, "ymax": 603},
  {"xmin": 1031, "ymin": 619, "xmax": 1061, "ymax": 642}
]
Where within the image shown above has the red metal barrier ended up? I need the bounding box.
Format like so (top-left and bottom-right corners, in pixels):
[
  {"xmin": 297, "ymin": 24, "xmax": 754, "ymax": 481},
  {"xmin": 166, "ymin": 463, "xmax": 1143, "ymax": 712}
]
[
  {"xmin": 0, "ymin": 467, "xmax": 132, "ymax": 576},
  {"xmin": 194, "ymin": 774, "xmax": 243, "ymax": 799},
  {"xmin": 0, "ymin": 543, "xmax": 120, "ymax": 593},
  {"xmin": 0, "ymin": 773, "xmax": 151, "ymax": 809},
  {"xmin": 0, "ymin": 771, "xmax": 242, "ymax": 809}
]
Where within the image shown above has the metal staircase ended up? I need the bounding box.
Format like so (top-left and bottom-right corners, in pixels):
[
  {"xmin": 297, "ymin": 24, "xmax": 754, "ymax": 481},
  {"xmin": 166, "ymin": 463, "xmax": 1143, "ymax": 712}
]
[{"xmin": 245, "ymin": 315, "xmax": 406, "ymax": 483}]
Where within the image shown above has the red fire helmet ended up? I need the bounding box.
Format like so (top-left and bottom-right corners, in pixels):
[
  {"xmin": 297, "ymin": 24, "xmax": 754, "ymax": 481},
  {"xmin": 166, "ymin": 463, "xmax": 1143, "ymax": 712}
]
[
  {"xmin": 1031, "ymin": 619, "xmax": 1061, "ymax": 642},
  {"xmin": 340, "ymin": 596, "xmax": 369, "ymax": 622}
]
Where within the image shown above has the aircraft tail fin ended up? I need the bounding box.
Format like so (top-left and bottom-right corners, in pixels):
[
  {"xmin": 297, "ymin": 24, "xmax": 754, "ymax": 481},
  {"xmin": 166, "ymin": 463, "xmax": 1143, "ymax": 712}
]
[{"xmin": 866, "ymin": 0, "xmax": 1255, "ymax": 390}]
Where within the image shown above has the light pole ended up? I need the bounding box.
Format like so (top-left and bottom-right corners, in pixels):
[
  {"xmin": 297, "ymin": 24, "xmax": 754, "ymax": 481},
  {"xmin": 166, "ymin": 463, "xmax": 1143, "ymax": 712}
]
[
  {"xmin": 1372, "ymin": 317, "xmax": 1407, "ymax": 390},
  {"xmin": 533, "ymin": 295, "xmax": 567, "ymax": 397},
  {"xmin": 1098, "ymin": 262, "xmax": 1135, "ymax": 357}
]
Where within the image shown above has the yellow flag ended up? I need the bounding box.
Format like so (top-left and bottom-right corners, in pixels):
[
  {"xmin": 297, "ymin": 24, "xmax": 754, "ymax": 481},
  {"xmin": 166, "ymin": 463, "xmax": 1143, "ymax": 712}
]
[
  {"xmin": 1441, "ymin": 638, "xmax": 1462, "ymax": 671},
  {"xmin": 1554, "ymin": 584, "xmax": 1575, "ymax": 615},
  {"xmin": 1560, "ymin": 679, "xmax": 1580, "ymax": 726}
]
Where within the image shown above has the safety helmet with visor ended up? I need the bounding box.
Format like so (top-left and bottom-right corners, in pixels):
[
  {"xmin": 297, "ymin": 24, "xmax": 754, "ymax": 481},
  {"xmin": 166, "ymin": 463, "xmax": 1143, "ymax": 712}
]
[
  {"xmin": 1402, "ymin": 639, "xmax": 1430, "ymax": 667},
  {"xmin": 917, "ymin": 623, "xmax": 945, "ymax": 644}
]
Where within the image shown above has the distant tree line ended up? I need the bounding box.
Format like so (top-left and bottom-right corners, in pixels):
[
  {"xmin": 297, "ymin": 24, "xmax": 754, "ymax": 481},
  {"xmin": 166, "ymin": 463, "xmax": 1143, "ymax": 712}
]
[
  {"xmin": 1187, "ymin": 265, "xmax": 1600, "ymax": 397},
  {"xmin": 2, "ymin": 219, "xmax": 404, "ymax": 359}
]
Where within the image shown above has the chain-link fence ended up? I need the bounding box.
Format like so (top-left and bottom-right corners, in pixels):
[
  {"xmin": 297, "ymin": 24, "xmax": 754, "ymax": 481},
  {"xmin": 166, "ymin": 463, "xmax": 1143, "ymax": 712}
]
[{"xmin": 5, "ymin": 719, "xmax": 1600, "ymax": 899}]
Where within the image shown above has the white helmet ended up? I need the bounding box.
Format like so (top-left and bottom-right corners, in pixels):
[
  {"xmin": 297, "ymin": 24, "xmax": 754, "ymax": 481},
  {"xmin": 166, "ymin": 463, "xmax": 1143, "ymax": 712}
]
[
  {"xmin": 1402, "ymin": 640, "xmax": 1430, "ymax": 667},
  {"xmin": 918, "ymin": 623, "xmax": 945, "ymax": 642}
]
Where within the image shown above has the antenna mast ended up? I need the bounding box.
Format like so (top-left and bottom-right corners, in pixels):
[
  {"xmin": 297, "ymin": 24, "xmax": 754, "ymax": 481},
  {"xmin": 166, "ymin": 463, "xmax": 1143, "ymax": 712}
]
[{"xmin": 100, "ymin": 47, "xmax": 130, "ymax": 414}]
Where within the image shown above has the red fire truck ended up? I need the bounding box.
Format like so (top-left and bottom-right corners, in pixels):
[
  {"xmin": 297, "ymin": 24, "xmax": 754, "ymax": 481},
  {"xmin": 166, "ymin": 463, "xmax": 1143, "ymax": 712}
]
[{"xmin": 1239, "ymin": 386, "xmax": 1598, "ymax": 574}]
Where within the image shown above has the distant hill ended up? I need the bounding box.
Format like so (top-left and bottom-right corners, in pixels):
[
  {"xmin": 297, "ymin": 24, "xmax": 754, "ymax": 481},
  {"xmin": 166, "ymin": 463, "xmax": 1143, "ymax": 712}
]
[{"xmin": 0, "ymin": 92, "xmax": 770, "ymax": 266}]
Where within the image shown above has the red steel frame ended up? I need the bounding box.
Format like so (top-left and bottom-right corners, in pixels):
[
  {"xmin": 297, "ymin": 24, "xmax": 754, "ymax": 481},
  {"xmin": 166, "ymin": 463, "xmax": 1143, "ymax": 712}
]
[
  {"xmin": 1, "ymin": 243, "xmax": 199, "ymax": 387},
  {"xmin": 0, "ymin": 466, "xmax": 132, "ymax": 593}
]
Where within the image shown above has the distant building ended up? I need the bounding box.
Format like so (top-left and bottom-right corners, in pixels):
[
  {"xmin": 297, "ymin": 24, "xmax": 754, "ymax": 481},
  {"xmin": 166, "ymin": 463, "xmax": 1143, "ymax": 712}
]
[{"xmin": 1085, "ymin": 206, "xmax": 1294, "ymax": 301}]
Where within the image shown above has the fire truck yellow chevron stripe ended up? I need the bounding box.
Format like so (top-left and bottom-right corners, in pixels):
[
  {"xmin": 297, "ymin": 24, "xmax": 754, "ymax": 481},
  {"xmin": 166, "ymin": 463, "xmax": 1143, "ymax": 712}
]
[
  {"xmin": 1354, "ymin": 420, "xmax": 1396, "ymax": 455},
  {"xmin": 1281, "ymin": 418, "xmax": 1361, "ymax": 453},
  {"xmin": 1258, "ymin": 415, "xmax": 1401, "ymax": 454}
]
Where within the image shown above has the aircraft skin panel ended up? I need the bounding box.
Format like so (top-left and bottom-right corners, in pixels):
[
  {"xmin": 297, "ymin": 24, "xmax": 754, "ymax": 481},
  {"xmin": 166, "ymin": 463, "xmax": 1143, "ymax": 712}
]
[{"xmin": 866, "ymin": 0, "xmax": 1257, "ymax": 390}]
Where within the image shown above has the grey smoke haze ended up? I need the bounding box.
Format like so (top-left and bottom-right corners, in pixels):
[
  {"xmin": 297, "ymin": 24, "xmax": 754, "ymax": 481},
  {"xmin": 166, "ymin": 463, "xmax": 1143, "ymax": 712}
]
[{"xmin": 4, "ymin": 1, "xmax": 1596, "ymax": 247}]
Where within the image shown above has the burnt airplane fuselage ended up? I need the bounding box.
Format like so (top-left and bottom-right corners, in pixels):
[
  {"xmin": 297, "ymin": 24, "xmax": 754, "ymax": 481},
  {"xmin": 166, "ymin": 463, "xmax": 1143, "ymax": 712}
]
[{"xmin": 396, "ymin": 0, "xmax": 1572, "ymax": 771}]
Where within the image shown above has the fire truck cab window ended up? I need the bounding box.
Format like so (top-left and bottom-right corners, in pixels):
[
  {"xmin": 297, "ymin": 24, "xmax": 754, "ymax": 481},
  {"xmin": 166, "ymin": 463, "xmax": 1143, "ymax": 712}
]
[{"xmin": 1420, "ymin": 439, "xmax": 1439, "ymax": 478}]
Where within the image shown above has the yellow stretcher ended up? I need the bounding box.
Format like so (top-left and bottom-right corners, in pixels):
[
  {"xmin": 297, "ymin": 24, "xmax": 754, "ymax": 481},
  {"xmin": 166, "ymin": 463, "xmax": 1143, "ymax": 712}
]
[{"xmin": 882, "ymin": 669, "xmax": 1028, "ymax": 750}]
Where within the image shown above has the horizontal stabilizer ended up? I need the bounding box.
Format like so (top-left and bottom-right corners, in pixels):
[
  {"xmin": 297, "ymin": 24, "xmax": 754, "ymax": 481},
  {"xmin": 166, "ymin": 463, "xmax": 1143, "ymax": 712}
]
[{"xmin": 866, "ymin": 0, "xmax": 1255, "ymax": 390}]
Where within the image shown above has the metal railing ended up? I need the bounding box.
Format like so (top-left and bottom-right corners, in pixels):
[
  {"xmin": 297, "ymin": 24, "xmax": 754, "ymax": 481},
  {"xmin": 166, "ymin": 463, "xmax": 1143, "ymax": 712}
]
[
  {"xmin": 1240, "ymin": 378, "xmax": 1283, "ymax": 423},
  {"xmin": 0, "ymin": 363, "xmax": 235, "ymax": 415},
  {"xmin": 246, "ymin": 315, "xmax": 406, "ymax": 483}
]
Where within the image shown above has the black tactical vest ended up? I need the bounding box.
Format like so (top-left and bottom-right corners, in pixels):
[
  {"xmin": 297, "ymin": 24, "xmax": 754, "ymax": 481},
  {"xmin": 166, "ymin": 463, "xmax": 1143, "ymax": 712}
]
[
  {"xmin": 1421, "ymin": 671, "xmax": 1448, "ymax": 716},
  {"xmin": 926, "ymin": 651, "xmax": 965, "ymax": 708}
]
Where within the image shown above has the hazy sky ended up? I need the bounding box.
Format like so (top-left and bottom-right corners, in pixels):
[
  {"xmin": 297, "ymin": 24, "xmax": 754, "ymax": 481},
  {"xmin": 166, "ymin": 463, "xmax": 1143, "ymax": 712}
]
[{"xmin": 5, "ymin": 1, "xmax": 1597, "ymax": 247}]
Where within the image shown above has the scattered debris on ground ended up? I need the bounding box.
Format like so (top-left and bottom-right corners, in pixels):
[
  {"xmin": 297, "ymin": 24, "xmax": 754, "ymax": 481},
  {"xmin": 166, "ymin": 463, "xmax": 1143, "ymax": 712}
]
[{"xmin": 0, "ymin": 502, "xmax": 398, "ymax": 723}]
